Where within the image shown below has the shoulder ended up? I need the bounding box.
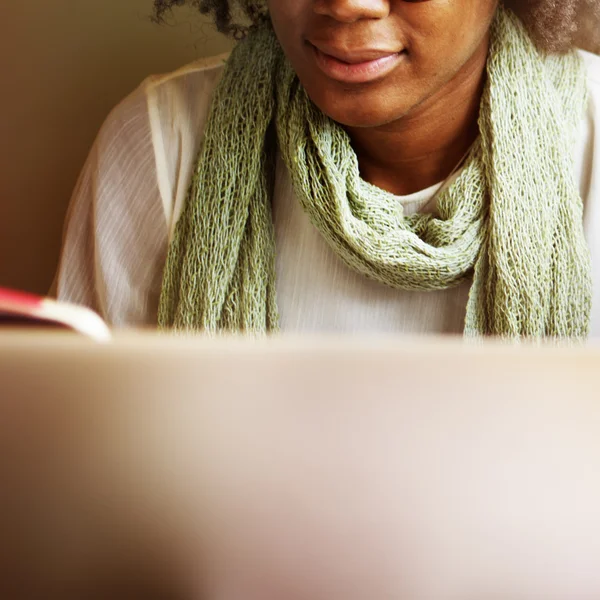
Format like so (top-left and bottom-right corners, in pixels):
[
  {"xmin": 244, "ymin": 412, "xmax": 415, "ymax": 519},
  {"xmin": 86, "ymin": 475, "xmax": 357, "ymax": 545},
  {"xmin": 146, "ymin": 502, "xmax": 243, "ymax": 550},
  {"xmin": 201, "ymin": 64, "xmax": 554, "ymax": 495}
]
[
  {"xmin": 96, "ymin": 54, "xmax": 229, "ymax": 231},
  {"xmin": 144, "ymin": 52, "xmax": 229, "ymax": 87},
  {"xmin": 145, "ymin": 54, "xmax": 230, "ymax": 229},
  {"xmin": 579, "ymin": 49, "xmax": 600, "ymax": 93},
  {"xmin": 575, "ymin": 50, "xmax": 600, "ymax": 162},
  {"xmin": 141, "ymin": 52, "xmax": 228, "ymax": 114},
  {"xmin": 98, "ymin": 52, "xmax": 228, "ymax": 148},
  {"xmin": 575, "ymin": 51, "xmax": 600, "ymax": 334},
  {"xmin": 140, "ymin": 52, "xmax": 228, "ymax": 150},
  {"xmin": 576, "ymin": 50, "xmax": 600, "ymax": 173}
]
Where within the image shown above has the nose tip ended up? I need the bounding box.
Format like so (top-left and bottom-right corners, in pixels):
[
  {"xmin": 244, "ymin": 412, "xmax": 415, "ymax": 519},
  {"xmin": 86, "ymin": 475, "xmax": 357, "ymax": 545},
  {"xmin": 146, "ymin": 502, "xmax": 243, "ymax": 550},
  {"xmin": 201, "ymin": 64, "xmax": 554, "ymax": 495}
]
[{"xmin": 313, "ymin": 0, "xmax": 390, "ymax": 23}]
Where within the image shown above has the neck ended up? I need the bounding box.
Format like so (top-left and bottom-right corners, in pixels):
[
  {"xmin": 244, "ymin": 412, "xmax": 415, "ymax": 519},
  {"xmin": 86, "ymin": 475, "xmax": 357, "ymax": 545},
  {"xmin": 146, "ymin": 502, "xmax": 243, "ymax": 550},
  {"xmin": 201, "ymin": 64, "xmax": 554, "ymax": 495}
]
[{"xmin": 346, "ymin": 41, "xmax": 489, "ymax": 197}]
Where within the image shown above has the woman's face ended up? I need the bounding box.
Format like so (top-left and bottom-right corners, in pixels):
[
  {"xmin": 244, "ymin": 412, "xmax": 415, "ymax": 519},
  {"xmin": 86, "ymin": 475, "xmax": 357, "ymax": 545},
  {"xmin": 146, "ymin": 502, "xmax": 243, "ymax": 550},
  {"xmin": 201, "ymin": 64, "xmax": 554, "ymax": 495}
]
[{"xmin": 267, "ymin": 0, "xmax": 499, "ymax": 128}]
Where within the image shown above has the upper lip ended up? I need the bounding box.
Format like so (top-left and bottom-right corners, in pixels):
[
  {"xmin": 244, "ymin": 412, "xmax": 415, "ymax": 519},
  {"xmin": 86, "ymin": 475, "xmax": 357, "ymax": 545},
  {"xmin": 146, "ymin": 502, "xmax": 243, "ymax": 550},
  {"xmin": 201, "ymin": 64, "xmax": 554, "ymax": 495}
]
[{"xmin": 309, "ymin": 40, "xmax": 402, "ymax": 65}]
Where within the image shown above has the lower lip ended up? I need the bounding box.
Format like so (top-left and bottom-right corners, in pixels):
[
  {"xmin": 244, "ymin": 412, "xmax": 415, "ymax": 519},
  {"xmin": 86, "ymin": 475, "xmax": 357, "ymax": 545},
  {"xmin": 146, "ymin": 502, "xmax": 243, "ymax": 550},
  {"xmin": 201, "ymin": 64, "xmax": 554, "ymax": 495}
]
[{"xmin": 311, "ymin": 45, "xmax": 404, "ymax": 84}]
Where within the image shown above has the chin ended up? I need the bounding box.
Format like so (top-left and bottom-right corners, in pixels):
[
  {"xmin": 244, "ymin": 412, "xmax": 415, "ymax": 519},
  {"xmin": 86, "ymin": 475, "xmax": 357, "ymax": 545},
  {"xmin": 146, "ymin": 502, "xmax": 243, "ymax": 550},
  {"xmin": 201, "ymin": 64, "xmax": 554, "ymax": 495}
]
[
  {"xmin": 306, "ymin": 86, "xmax": 415, "ymax": 129},
  {"xmin": 327, "ymin": 110, "xmax": 397, "ymax": 129},
  {"xmin": 315, "ymin": 102, "xmax": 408, "ymax": 130}
]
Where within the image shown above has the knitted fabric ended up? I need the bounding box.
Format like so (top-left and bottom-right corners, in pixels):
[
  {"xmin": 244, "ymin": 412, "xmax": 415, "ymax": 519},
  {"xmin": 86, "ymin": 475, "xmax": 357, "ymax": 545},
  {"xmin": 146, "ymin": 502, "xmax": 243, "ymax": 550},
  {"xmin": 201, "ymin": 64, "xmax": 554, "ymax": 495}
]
[{"xmin": 158, "ymin": 6, "xmax": 592, "ymax": 338}]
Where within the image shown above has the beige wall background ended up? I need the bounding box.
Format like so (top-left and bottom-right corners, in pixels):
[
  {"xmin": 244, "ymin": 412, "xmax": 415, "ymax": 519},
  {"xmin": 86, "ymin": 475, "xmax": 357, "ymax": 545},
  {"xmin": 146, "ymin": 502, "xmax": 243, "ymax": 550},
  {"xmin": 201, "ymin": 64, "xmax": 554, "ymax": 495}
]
[{"xmin": 1, "ymin": 0, "xmax": 232, "ymax": 295}]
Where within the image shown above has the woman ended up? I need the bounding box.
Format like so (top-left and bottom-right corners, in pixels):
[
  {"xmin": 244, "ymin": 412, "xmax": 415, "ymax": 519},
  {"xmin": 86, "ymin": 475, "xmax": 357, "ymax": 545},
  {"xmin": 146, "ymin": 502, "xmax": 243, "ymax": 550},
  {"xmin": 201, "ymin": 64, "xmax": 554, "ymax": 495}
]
[{"xmin": 57, "ymin": 0, "xmax": 600, "ymax": 337}]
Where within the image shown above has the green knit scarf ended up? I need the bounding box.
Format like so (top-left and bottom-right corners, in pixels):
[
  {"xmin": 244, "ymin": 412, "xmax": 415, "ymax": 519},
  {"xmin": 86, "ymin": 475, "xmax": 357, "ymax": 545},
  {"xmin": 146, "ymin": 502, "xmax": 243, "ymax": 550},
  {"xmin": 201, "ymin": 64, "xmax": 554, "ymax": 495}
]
[{"xmin": 158, "ymin": 6, "xmax": 592, "ymax": 338}]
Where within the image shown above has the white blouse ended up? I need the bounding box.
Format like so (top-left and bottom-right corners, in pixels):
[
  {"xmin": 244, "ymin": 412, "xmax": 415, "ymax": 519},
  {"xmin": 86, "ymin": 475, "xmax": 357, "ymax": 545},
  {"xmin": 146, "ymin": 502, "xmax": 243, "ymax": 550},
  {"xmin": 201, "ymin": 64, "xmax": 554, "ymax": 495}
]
[{"xmin": 57, "ymin": 50, "xmax": 600, "ymax": 335}]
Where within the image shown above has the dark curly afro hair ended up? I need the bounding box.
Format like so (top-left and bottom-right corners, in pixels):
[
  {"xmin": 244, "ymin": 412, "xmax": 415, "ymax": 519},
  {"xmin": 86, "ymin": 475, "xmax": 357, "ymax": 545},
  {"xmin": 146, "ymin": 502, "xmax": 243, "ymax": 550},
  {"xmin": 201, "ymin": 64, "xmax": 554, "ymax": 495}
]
[
  {"xmin": 153, "ymin": 0, "xmax": 600, "ymax": 53},
  {"xmin": 152, "ymin": 0, "xmax": 268, "ymax": 39}
]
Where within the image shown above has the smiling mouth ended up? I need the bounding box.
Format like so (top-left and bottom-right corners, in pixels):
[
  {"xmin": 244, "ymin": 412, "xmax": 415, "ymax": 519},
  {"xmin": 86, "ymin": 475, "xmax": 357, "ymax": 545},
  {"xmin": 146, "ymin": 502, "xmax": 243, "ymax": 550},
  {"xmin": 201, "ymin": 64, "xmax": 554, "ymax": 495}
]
[{"xmin": 309, "ymin": 43, "xmax": 406, "ymax": 85}]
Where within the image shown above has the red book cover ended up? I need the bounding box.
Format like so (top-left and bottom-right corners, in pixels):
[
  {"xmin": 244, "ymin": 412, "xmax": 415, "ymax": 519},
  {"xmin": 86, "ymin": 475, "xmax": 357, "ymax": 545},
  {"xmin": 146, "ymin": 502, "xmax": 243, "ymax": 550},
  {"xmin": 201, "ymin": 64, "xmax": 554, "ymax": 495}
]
[{"xmin": 0, "ymin": 287, "xmax": 111, "ymax": 341}]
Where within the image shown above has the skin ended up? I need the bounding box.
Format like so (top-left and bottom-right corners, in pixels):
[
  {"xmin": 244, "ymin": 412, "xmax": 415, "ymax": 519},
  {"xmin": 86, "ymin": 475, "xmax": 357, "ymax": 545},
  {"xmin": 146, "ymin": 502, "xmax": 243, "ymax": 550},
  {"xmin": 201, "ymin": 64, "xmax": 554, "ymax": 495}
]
[{"xmin": 268, "ymin": 0, "xmax": 499, "ymax": 195}]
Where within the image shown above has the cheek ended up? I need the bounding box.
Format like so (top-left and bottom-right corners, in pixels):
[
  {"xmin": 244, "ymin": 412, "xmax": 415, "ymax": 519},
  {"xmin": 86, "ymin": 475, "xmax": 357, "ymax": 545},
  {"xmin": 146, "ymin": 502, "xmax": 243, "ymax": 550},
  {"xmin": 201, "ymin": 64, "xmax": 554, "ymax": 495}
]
[
  {"xmin": 400, "ymin": 0, "xmax": 496, "ymax": 76},
  {"xmin": 267, "ymin": 0, "xmax": 308, "ymax": 42},
  {"xmin": 402, "ymin": 18, "xmax": 470, "ymax": 77}
]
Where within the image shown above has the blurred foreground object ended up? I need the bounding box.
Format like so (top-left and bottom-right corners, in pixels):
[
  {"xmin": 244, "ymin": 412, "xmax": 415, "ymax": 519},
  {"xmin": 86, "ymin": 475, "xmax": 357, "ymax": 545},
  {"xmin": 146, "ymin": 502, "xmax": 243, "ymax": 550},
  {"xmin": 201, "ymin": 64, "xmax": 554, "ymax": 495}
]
[
  {"xmin": 1, "ymin": 333, "xmax": 600, "ymax": 599},
  {"xmin": 0, "ymin": 287, "xmax": 110, "ymax": 341}
]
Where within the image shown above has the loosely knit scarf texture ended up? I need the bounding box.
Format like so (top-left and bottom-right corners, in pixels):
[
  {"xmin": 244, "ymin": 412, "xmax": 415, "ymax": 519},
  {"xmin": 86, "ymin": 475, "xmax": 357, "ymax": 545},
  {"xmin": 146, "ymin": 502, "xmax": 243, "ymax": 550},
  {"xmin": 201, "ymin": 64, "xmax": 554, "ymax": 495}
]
[{"xmin": 158, "ymin": 6, "xmax": 591, "ymax": 338}]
